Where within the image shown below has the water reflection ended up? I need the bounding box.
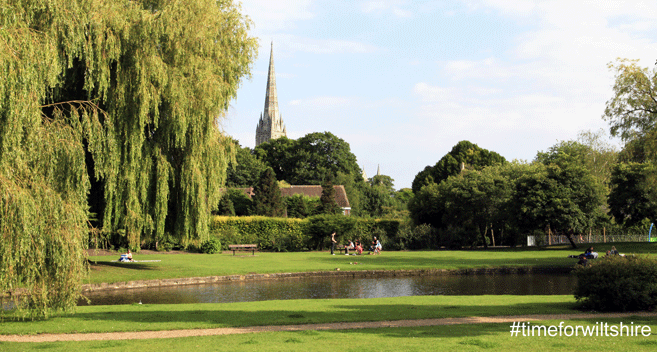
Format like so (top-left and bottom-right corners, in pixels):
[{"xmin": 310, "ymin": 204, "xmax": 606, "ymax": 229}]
[{"xmin": 79, "ymin": 273, "xmax": 576, "ymax": 306}]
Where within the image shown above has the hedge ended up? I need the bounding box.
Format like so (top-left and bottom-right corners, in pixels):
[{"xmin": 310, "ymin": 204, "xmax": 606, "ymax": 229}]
[
  {"xmin": 211, "ymin": 216, "xmax": 308, "ymax": 252},
  {"xmin": 210, "ymin": 215, "xmax": 405, "ymax": 252}
]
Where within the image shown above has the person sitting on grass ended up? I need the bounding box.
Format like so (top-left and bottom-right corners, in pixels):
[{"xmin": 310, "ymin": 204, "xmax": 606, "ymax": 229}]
[
  {"xmin": 583, "ymin": 246, "xmax": 598, "ymax": 259},
  {"xmin": 344, "ymin": 240, "xmax": 355, "ymax": 255},
  {"xmin": 576, "ymin": 254, "xmax": 588, "ymax": 266},
  {"xmin": 119, "ymin": 249, "xmax": 134, "ymax": 262},
  {"xmin": 375, "ymin": 238, "xmax": 382, "ymax": 254},
  {"xmin": 370, "ymin": 237, "xmax": 382, "ymax": 255},
  {"xmin": 354, "ymin": 240, "xmax": 363, "ymax": 255}
]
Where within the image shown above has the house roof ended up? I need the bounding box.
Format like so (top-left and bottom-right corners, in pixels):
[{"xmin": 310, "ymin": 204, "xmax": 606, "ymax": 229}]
[
  {"xmin": 229, "ymin": 185, "xmax": 350, "ymax": 209},
  {"xmin": 281, "ymin": 185, "xmax": 351, "ymax": 208}
]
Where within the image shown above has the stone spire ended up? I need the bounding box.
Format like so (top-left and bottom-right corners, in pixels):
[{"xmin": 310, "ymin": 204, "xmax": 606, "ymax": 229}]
[
  {"xmin": 377, "ymin": 164, "xmax": 381, "ymax": 176},
  {"xmin": 361, "ymin": 165, "xmax": 368, "ymax": 181},
  {"xmin": 256, "ymin": 42, "xmax": 287, "ymax": 146}
]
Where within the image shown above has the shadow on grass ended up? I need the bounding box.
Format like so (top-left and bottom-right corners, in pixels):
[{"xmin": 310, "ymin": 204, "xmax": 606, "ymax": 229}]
[
  {"xmin": 90, "ymin": 261, "xmax": 161, "ymax": 271},
  {"xmin": 2, "ymin": 301, "xmax": 578, "ymax": 327}
]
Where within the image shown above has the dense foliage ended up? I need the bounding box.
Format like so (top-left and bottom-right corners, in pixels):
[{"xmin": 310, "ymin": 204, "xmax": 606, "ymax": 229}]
[
  {"xmin": 253, "ymin": 168, "xmax": 286, "ymax": 217},
  {"xmin": 604, "ymin": 59, "xmax": 657, "ymax": 158},
  {"xmin": 574, "ymin": 255, "xmax": 657, "ymax": 312},
  {"xmin": 225, "ymin": 138, "xmax": 268, "ymax": 188},
  {"xmin": 0, "ymin": 0, "xmax": 256, "ymax": 317},
  {"xmin": 210, "ymin": 215, "xmax": 405, "ymax": 252},
  {"xmin": 411, "ymin": 140, "xmax": 506, "ymax": 193},
  {"xmin": 200, "ymin": 238, "xmax": 222, "ymax": 254},
  {"xmin": 608, "ymin": 162, "xmax": 657, "ymax": 226},
  {"xmin": 255, "ymin": 132, "xmax": 362, "ymax": 185}
]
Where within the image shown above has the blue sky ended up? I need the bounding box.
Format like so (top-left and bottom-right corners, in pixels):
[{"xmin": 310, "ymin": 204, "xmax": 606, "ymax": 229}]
[{"xmin": 223, "ymin": 0, "xmax": 657, "ymax": 190}]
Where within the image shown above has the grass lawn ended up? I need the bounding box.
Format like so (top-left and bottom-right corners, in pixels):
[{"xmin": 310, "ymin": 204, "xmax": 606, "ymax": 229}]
[
  {"xmin": 0, "ymin": 295, "xmax": 578, "ymax": 335},
  {"xmin": 4, "ymin": 319, "xmax": 656, "ymax": 352},
  {"xmin": 86, "ymin": 242, "xmax": 657, "ymax": 285},
  {"xmin": 2, "ymin": 299, "xmax": 656, "ymax": 351}
]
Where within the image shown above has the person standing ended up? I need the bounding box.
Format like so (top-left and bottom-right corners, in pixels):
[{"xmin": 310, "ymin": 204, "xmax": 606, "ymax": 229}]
[{"xmin": 330, "ymin": 232, "xmax": 337, "ymax": 255}]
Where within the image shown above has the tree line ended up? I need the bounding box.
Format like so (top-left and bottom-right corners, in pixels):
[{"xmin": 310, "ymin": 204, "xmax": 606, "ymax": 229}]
[{"xmin": 221, "ymin": 132, "xmax": 411, "ymax": 219}]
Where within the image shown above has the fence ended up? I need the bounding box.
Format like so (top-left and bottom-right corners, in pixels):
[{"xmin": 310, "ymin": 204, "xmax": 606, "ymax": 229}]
[{"xmin": 546, "ymin": 230, "xmax": 651, "ymax": 245}]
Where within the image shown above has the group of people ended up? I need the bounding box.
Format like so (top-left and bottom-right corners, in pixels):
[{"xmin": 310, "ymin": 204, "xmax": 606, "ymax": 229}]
[
  {"xmin": 574, "ymin": 246, "xmax": 624, "ymax": 266},
  {"xmin": 331, "ymin": 232, "xmax": 382, "ymax": 256}
]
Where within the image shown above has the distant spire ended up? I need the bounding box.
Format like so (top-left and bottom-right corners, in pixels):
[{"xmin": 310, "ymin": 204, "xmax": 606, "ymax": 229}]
[
  {"xmin": 377, "ymin": 164, "xmax": 381, "ymax": 176},
  {"xmin": 361, "ymin": 165, "xmax": 368, "ymax": 181},
  {"xmin": 263, "ymin": 42, "xmax": 279, "ymax": 123},
  {"xmin": 256, "ymin": 41, "xmax": 287, "ymax": 146}
]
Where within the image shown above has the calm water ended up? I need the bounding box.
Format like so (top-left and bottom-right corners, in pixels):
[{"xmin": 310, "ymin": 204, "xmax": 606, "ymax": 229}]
[{"xmin": 78, "ymin": 273, "xmax": 576, "ymax": 306}]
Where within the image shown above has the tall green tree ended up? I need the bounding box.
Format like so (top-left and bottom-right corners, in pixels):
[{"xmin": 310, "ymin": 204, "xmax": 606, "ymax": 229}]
[
  {"xmin": 255, "ymin": 132, "xmax": 362, "ymax": 185},
  {"xmin": 608, "ymin": 162, "xmax": 657, "ymax": 226},
  {"xmin": 225, "ymin": 139, "xmax": 268, "ymax": 188},
  {"xmin": 604, "ymin": 59, "xmax": 657, "ymax": 159},
  {"xmin": 252, "ymin": 168, "xmax": 286, "ymax": 217},
  {"xmin": 511, "ymin": 163, "xmax": 606, "ymax": 248},
  {"xmin": 0, "ymin": 0, "xmax": 256, "ymax": 317},
  {"xmin": 412, "ymin": 140, "xmax": 506, "ymax": 193},
  {"xmin": 317, "ymin": 181, "xmax": 342, "ymax": 215}
]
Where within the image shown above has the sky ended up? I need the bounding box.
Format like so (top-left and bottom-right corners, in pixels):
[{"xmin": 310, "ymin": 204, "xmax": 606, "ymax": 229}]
[{"xmin": 222, "ymin": 0, "xmax": 657, "ymax": 190}]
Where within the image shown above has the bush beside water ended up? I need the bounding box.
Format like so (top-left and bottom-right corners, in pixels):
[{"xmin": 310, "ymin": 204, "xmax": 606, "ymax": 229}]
[{"xmin": 574, "ymin": 255, "xmax": 657, "ymax": 312}]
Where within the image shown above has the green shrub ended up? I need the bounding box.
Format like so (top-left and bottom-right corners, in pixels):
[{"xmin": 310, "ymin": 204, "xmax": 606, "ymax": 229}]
[
  {"xmin": 211, "ymin": 216, "xmax": 308, "ymax": 251},
  {"xmin": 574, "ymin": 255, "xmax": 657, "ymax": 312},
  {"xmin": 200, "ymin": 238, "xmax": 222, "ymax": 254}
]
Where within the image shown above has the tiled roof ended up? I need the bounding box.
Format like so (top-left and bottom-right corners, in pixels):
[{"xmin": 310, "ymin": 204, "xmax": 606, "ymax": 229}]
[
  {"xmin": 281, "ymin": 185, "xmax": 351, "ymax": 208},
  {"xmin": 226, "ymin": 185, "xmax": 350, "ymax": 209}
]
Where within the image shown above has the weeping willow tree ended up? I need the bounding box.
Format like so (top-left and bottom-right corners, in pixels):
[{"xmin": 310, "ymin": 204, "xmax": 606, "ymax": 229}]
[{"xmin": 0, "ymin": 0, "xmax": 257, "ymax": 317}]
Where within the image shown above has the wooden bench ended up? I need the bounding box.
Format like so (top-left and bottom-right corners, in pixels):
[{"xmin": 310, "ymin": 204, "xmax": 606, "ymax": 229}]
[
  {"xmin": 336, "ymin": 245, "xmax": 358, "ymax": 255},
  {"xmin": 228, "ymin": 244, "xmax": 257, "ymax": 256}
]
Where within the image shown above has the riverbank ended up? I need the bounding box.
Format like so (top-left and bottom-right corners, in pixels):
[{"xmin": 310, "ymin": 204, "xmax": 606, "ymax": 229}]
[{"xmin": 82, "ymin": 266, "xmax": 573, "ymax": 292}]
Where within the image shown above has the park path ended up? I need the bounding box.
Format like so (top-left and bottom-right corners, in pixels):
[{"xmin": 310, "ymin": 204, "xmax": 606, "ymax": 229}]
[{"xmin": 2, "ymin": 312, "xmax": 656, "ymax": 342}]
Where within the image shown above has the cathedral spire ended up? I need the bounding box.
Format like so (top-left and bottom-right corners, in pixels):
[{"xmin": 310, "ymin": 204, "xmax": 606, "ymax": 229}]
[
  {"xmin": 256, "ymin": 42, "xmax": 287, "ymax": 146},
  {"xmin": 263, "ymin": 42, "xmax": 279, "ymax": 124}
]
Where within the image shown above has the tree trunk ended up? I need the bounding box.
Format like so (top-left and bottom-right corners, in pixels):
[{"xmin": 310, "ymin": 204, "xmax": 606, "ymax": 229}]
[
  {"xmin": 566, "ymin": 230, "xmax": 578, "ymax": 249},
  {"xmin": 547, "ymin": 226, "xmax": 552, "ymax": 246},
  {"xmin": 481, "ymin": 224, "xmax": 488, "ymax": 249},
  {"xmin": 491, "ymin": 225, "xmax": 496, "ymax": 247}
]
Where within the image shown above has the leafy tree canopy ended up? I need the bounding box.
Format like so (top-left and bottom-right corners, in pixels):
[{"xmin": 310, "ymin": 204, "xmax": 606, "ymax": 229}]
[
  {"xmin": 608, "ymin": 162, "xmax": 657, "ymax": 227},
  {"xmin": 536, "ymin": 130, "xmax": 618, "ymax": 186},
  {"xmin": 411, "ymin": 140, "xmax": 506, "ymax": 193},
  {"xmin": 511, "ymin": 162, "xmax": 606, "ymax": 248},
  {"xmin": 604, "ymin": 59, "xmax": 657, "ymax": 159},
  {"xmin": 255, "ymin": 132, "xmax": 361, "ymax": 185},
  {"xmin": 225, "ymin": 138, "xmax": 268, "ymax": 188},
  {"xmin": 0, "ymin": 0, "xmax": 256, "ymax": 317}
]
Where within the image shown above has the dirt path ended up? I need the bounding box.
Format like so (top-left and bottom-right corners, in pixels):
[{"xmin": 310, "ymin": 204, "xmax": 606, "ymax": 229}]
[{"xmin": 2, "ymin": 312, "xmax": 656, "ymax": 342}]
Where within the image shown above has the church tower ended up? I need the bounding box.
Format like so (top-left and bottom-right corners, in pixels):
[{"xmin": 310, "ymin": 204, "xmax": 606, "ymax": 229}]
[{"xmin": 256, "ymin": 42, "xmax": 287, "ymax": 146}]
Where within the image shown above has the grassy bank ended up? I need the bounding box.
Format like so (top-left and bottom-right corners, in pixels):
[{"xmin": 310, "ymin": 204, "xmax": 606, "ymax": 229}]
[
  {"xmin": 3, "ymin": 296, "xmax": 657, "ymax": 351},
  {"xmin": 86, "ymin": 242, "xmax": 657, "ymax": 285},
  {"xmin": 4, "ymin": 318, "xmax": 656, "ymax": 352},
  {"xmin": 1, "ymin": 295, "xmax": 577, "ymax": 335}
]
